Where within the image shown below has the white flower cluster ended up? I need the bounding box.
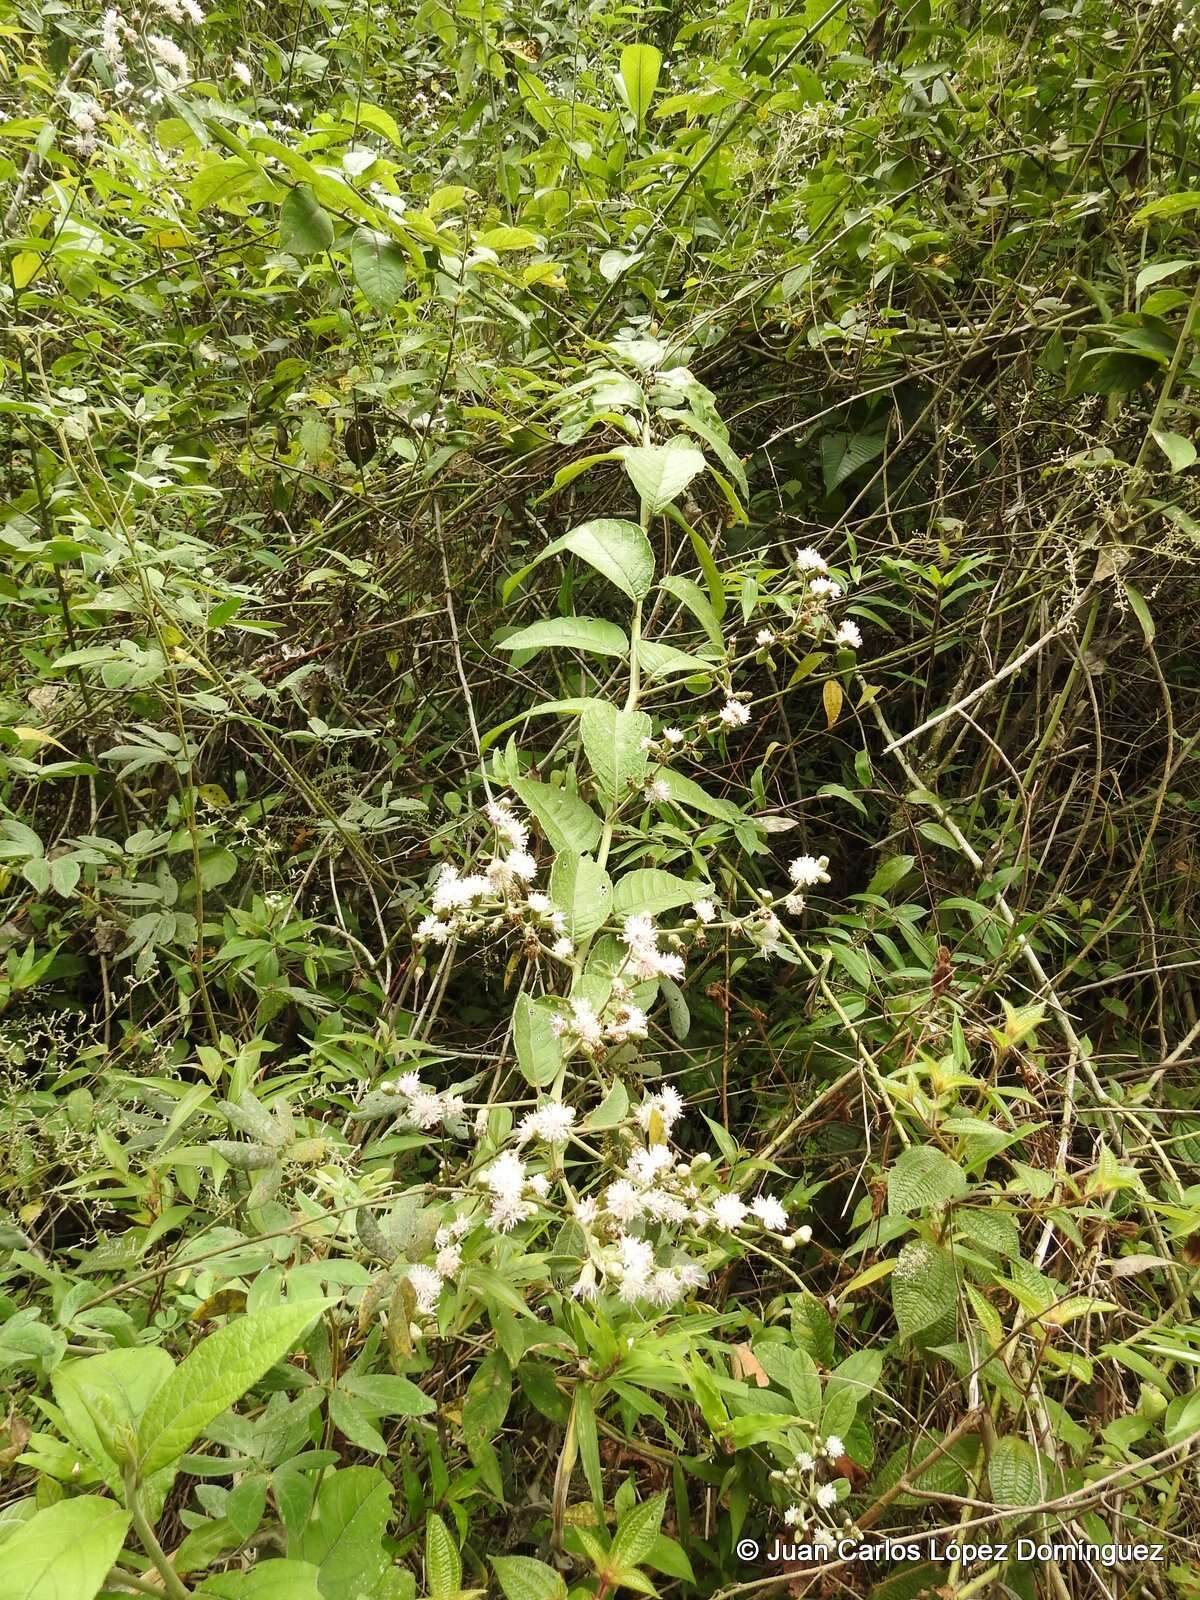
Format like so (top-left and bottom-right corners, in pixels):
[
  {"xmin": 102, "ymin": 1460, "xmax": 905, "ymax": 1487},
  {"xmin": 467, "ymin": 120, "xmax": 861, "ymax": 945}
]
[
  {"xmin": 379, "ymin": 1071, "xmax": 467, "ymax": 1132},
  {"xmin": 415, "ymin": 800, "xmax": 572, "ymax": 960},
  {"xmin": 622, "ymin": 913, "xmax": 685, "ymax": 981},
  {"xmin": 775, "ymin": 1435, "xmax": 854, "ymax": 1545},
  {"xmin": 792, "ymin": 548, "xmax": 862, "ymax": 649},
  {"xmin": 549, "ymin": 993, "xmax": 651, "ymax": 1055},
  {"xmin": 404, "ymin": 1213, "xmax": 471, "ymax": 1315}
]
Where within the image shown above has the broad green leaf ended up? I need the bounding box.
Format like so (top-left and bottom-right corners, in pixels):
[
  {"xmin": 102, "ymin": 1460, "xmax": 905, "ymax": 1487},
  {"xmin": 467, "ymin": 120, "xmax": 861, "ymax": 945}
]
[
  {"xmin": 499, "ymin": 617, "xmax": 628, "ymax": 658},
  {"xmin": 612, "ymin": 868, "xmax": 705, "ymax": 918},
  {"xmin": 0, "ymin": 1496, "xmax": 130, "ymax": 1600},
  {"xmin": 1120, "ymin": 578, "xmax": 1155, "ymax": 643},
  {"xmin": 280, "ymin": 185, "xmax": 333, "ymax": 254},
  {"xmin": 618, "ymin": 441, "xmax": 706, "ymax": 514},
  {"xmin": 581, "ymin": 701, "xmax": 651, "ymax": 802},
  {"xmin": 649, "ymin": 768, "xmax": 740, "ymax": 821},
  {"xmin": 1151, "ymin": 428, "xmax": 1195, "ymax": 472},
  {"xmin": 557, "ymin": 519, "xmax": 654, "ymax": 601},
  {"xmin": 658, "ymin": 575, "xmax": 723, "ymax": 648},
  {"xmin": 583, "ymin": 1079, "xmax": 629, "ymax": 1131},
  {"xmin": 1135, "ymin": 259, "xmax": 1190, "ymax": 298},
  {"xmin": 475, "ymin": 226, "xmax": 541, "ymax": 251},
  {"xmin": 510, "ymin": 777, "xmax": 603, "ymax": 853},
  {"xmin": 892, "ymin": 1240, "xmax": 957, "ymax": 1341},
  {"xmin": 138, "ymin": 1301, "xmax": 327, "ymax": 1475},
  {"xmin": 751, "ymin": 1343, "xmax": 821, "ymax": 1422},
  {"xmin": 491, "ymin": 1555, "xmax": 567, "ymax": 1600},
  {"xmin": 1131, "ymin": 190, "xmax": 1200, "ymax": 224},
  {"xmin": 425, "ymin": 1513, "xmax": 461, "ymax": 1600},
  {"xmin": 514, "ymin": 993, "xmax": 565, "ymax": 1086},
  {"xmin": 350, "ymin": 228, "xmax": 408, "ymax": 311},
  {"xmin": 338, "ymin": 1372, "xmax": 435, "ymax": 1416},
  {"xmin": 53, "ymin": 1346, "xmax": 174, "ymax": 1476},
  {"xmin": 887, "ymin": 1145, "xmax": 967, "ymax": 1216},
  {"xmin": 550, "ymin": 852, "xmax": 612, "ymax": 940},
  {"xmin": 619, "ymin": 44, "xmax": 663, "ymax": 132},
  {"xmin": 636, "ymin": 641, "xmax": 714, "ymax": 680},
  {"xmin": 294, "ymin": 1467, "xmax": 392, "ymax": 1597},
  {"xmin": 201, "ymin": 1562, "xmax": 323, "ymax": 1599},
  {"xmin": 865, "ymin": 854, "xmax": 915, "ymax": 896},
  {"xmin": 988, "ymin": 1435, "xmax": 1043, "ymax": 1506},
  {"xmin": 463, "ymin": 1351, "xmax": 512, "ymax": 1455},
  {"xmin": 611, "ymin": 1492, "xmax": 667, "ymax": 1568}
]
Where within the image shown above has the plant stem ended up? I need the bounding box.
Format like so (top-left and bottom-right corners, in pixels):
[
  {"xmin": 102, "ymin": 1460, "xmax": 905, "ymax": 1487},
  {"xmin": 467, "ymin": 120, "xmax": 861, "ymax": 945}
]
[{"xmin": 124, "ymin": 1468, "xmax": 192, "ymax": 1600}]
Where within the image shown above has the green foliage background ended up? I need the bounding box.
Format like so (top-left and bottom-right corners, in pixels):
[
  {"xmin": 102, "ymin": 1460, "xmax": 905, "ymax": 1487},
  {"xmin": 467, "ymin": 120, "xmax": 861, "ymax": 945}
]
[{"xmin": 2, "ymin": 0, "xmax": 1200, "ymax": 1597}]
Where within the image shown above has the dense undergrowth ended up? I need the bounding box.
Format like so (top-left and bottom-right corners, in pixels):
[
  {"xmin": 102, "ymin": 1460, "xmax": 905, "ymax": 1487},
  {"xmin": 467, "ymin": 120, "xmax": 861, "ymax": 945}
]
[{"xmin": 3, "ymin": 1, "xmax": 1200, "ymax": 1597}]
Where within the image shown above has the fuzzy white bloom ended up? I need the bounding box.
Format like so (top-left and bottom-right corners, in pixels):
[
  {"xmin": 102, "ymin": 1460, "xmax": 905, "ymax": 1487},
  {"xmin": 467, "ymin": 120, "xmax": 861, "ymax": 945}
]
[
  {"xmin": 784, "ymin": 1505, "xmax": 804, "ymax": 1526},
  {"xmin": 604, "ymin": 1179, "xmax": 645, "ymax": 1222},
  {"xmin": 525, "ymin": 891, "xmax": 553, "ymax": 916},
  {"xmin": 407, "ymin": 1264, "xmax": 443, "ymax": 1314},
  {"xmin": 101, "ymin": 8, "xmax": 125, "ymax": 58},
  {"xmin": 395, "ymin": 1072, "xmax": 424, "ymax": 1096},
  {"xmin": 570, "ymin": 997, "xmax": 603, "ymax": 1046},
  {"xmin": 551, "ymin": 936, "xmax": 574, "ymax": 959},
  {"xmin": 505, "ymin": 849, "xmax": 537, "ymax": 882},
  {"xmin": 812, "ymin": 1529, "xmax": 836, "ymax": 1553},
  {"xmin": 662, "ymin": 726, "xmax": 684, "ymax": 744},
  {"xmin": 482, "ymin": 1151, "xmax": 526, "ymax": 1201},
  {"xmin": 719, "ymin": 699, "xmax": 751, "ymax": 728},
  {"xmin": 795, "ymin": 1450, "xmax": 816, "ymax": 1473},
  {"xmin": 180, "ymin": 0, "xmax": 204, "ymax": 21},
  {"xmin": 788, "ymin": 854, "xmax": 831, "ymax": 888},
  {"xmin": 450, "ymin": 1214, "xmax": 472, "ymax": 1238},
  {"xmin": 574, "ymin": 1196, "xmax": 598, "ymax": 1227},
  {"xmin": 692, "ymin": 898, "xmax": 717, "ymax": 924},
  {"xmin": 756, "ymin": 628, "xmax": 775, "ymax": 646},
  {"xmin": 816, "ymin": 1483, "xmax": 839, "ymax": 1510},
  {"xmin": 646, "ymin": 777, "xmax": 671, "ymax": 803},
  {"xmin": 834, "ymin": 620, "xmax": 862, "ymax": 649},
  {"xmin": 750, "ymin": 1194, "xmax": 788, "ymax": 1231},
  {"xmin": 642, "ymin": 1191, "xmax": 690, "ymax": 1224},
  {"xmin": 783, "ymin": 893, "xmax": 806, "ymax": 916},
  {"xmin": 231, "ymin": 59, "xmax": 252, "ymax": 85},
  {"xmin": 148, "ymin": 33, "xmax": 190, "ymax": 78},
  {"xmin": 822, "ymin": 1434, "xmax": 845, "ymax": 1459},
  {"xmin": 409, "ymin": 1091, "xmax": 445, "ymax": 1130},
  {"xmin": 549, "ymin": 1012, "xmax": 569, "ymax": 1037},
  {"xmin": 435, "ymin": 1244, "xmax": 461, "ymax": 1278},
  {"xmin": 517, "ymin": 1100, "xmax": 576, "ymax": 1145},
  {"xmin": 635, "ymin": 1085, "xmax": 684, "ymax": 1133},
  {"xmin": 528, "ymin": 1173, "xmax": 550, "ymax": 1198},
  {"xmin": 712, "ymin": 1193, "xmax": 748, "ymax": 1230},
  {"xmin": 70, "ymin": 98, "xmax": 102, "ymax": 133},
  {"xmin": 809, "ymin": 577, "xmax": 843, "ymax": 600},
  {"xmin": 486, "ymin": 799, "xmax": 528, "ymax": 850},
  {"xmin": 627, "ymin": 1144, "xmax": 675, "ymax": 1186},
  {"xmin": 416, "ymin": 914, "xmax": 451, "ymax": 943},
  {"xmin": 607, "ymin": 1003, "xmax": 648, "ymax": 1042},
  {"xmin": 794, "ymin": 548, "xmax": 828, "ymax": 574}
]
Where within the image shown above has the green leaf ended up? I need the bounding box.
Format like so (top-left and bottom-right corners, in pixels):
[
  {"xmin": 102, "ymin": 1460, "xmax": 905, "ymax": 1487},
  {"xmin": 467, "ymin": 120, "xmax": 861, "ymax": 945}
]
[
  {"xmin": 514, "ymin": 993, "xmax": 565, "ymax": 1086},
  {"xmin": 280, "ymin": 185, "xmax": 333, "ymax": 255},
  {"xmin": 611, "ymin": 1492, "xmax": 667, "ymax": 1568},
  {"xmin": 550, "ymin": 852, "xmax": 613, "ymax": 940},
  {"xmin": 887, "ymin": 1146, "xmax": 968, "ymax": 1215},
  {"xmin": 138, "ymin": 1301, "xmax": 326, "ymax": 1475},
  {"xmin": 619, "ymin": 44, "xmax": 663, "ymax": 132},
  {"xmin": 294, "ymin": 1467, "xmax": 392, "ymax": 1597},
  {"xmin": 350, "ymin": 228, "xmax": 408, "ymax": 311},
  {"xmin": 510, "ymin": 777, "xmax": 603, "ymax": 853},
  {"xmin": 865, "ymin": 854, "xmax": 915, "ymax": 897},
  {"xmin": 751, "ymin": 1343, "xmax": 821, "ymax": 1422},
  {"xmin": 1131, "ymin": 190, "xmax": 1200, "ymax": 224},
  {"xmin": 338, "ymin": 1372, "xmax": 435, "ymax": 1416},
  {"xmin": 1150, "ymin": 428, "xmax": 1195, "ymax": 473},
  {"xmin": 0, "ymin": 1495, "xmax": 131, "ymax": 1600},
  {"xmin": 475, "ymin": 226, "xmax": 541, "ymax": 251},
  {"xmin": 1120, "ymin": 579, "xmax": 1155, "ymax": 644},
  {"xmin": 425, "ymin": 1513, "xmax": 461, "ymax": 1600},
  {"xmin": 53, "ymin": 1346, "xmax": 174, "ymax": 1477},
  {"xmin": 1135, "ymin": 260, "xmax": 1191, "ymax": 298},
  {"xmin": 491, "ymin": 1555, "xmax": 567, "ymax": 1600},
  {"xmin": 581, "ymin": 701, "xmax": 651, "ymax": 803},
  {"xmin": 48, "ymin": 856, "xmax": 80, "ymax": 897},
  {"xmin": 618, "ymin": 441, "xmax": 706, "ymax": 514},
  {"xmin": 649, "ymin": 768, "xmax": 741, "ymax": 822},
  {"xmin": 201, "ymin": 1562, "xmax": 323, "ymax": 1599},
  {"xmin": 499, "ymin": 617, "xmax": 629, "ymax": 658},
  {"xmin": 558, "ymin": 518, "xmax": 655, "ymax": 601},
  {"xmin": 463, "ymin": 1351, "xmax": 512, "ymax": 1457},
  {"xmin": 892, "ymin": 1240, "xmax": 958, "ymax": 1341},
  {"xmin": 658, "ymin": 576, "xmax": 723, "ymax": 648},
  {"xmin": 612, "ymin": 868, "xmax": 704, "ymax": 918},
  {"xmin": 583, "ymin": 1079, "xmax": 629, "ymax": 1131},
  {"xmin": 988, "ymin": 1435, "xmax": 1043, "ymax": 1506}
]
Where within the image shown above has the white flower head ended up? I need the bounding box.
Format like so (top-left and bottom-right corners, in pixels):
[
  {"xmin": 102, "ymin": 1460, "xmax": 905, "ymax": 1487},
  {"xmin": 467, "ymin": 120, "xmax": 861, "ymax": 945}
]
[
  {"xmin": 517, "ymin": 1100, "xmax": 576, "ymax": 1145},
  {"xmin": 794, "ymin": 548, "xmax": 828, "ymax": 574},
  {"xmin": 822, "ymin": 1434, "xmax": 845, "ymax": 1459},
  {"xmin": 750, "ymin": 1194, "xmax": 788, "ymax": 1231},
  {"xmin": 809, "ymin": 577, "xmax": 843, "ymax": 600},
  {"xmin": 788, "ymin": 854, "xmax": 831, "ymax": 888},
  {"xmin": 835, "ymin": 620, "xmax": 862, "ymax": 649},
  {"xmin": 662, "ymin": 726, "xmax": 684, "ymax": 744},
  {"xmin": 646, "ymin": 777, "xmax": 671, "ymax": 804},
  {"xmin": 407, "ymin": 1264, "xmax": 443, "ymax": 1315},
  {"xmin": 816, "ymin": 1483, "xmax": 839, "ymax": 1510},
  {"xmin": 712, "ymin": 1193, "xmax": 747, "ymax": 1230},
  {"xmin": 756, "ymin": 628, "xmax": 775, "ymax": 646},
  {"xmin": 719, "ymin": 698, "xmax": 751, "ymax": 728},
  {"xmin": 692, "ymin": 898, "xmax": 717, "ymax": 923}
]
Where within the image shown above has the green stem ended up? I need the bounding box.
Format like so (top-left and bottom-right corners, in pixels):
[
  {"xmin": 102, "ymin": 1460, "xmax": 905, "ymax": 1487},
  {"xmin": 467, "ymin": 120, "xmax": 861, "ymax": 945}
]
[{"xmin": 124, "ymin": 1467, "xmax": 192, "ymax": 1600}]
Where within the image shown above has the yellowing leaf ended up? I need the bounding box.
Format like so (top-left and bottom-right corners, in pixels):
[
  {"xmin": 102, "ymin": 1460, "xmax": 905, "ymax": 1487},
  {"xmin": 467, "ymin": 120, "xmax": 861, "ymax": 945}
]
[
  {"xmin": 823, "ymin": 679, "xmax": 843, "ymax": 728},
  {"xmin": 12, "ymin": 726, "xmax": 68, "ymax": 751}
]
